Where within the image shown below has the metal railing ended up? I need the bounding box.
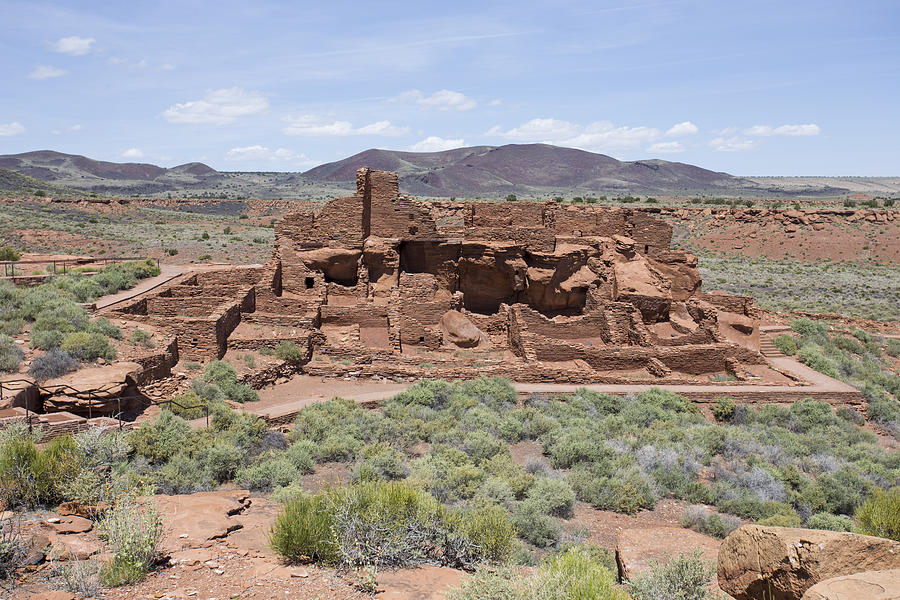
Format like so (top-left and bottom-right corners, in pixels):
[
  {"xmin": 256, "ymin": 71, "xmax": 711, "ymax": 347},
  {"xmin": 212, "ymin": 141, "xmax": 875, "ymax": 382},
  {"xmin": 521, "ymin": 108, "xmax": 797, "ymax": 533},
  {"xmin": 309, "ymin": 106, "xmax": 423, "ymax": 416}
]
[{"xmin": 0, "ymin": 256, "xmax": 159, "ymax": 278}]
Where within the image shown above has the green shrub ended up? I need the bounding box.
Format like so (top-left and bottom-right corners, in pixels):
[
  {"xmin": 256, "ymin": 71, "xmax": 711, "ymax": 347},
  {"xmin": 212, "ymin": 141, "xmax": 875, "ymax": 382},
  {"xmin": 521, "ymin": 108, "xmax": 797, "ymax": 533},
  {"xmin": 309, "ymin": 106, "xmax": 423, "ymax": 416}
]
[
  {"xmin": 758, "ymin": 510, "xmax": 801, "ymax": 528},
  {"xmin": 711, "ymin": 397, "xmax": 736, "ymax": 422},
  {"xmin": 526, "ymin": 478, "xmax": 576, "ymax": 518},
  {"xmin": 680, "ymin": 505, "xmax": 741, "ymax": 539},
  {"xmin": 0, "ymin": 435, "xmax": 80, "ymax": 508},
  {"xmin": 60, "ymin": 331, "xmax": 116, "ymax": 361},
  {"xmin": 163, "ymin": 391, "xmax": 210, "ymax": 420},
  {"xmin": 627, "ymin": 550, "xmax": 716, "ymax": 600},
  {"xmin": 791, "ymin": 318, "xmax": 828, "ymax": 337},
  {"xmin": 447, "ymin": 545, "xmax": 627, "ymax": 600},
  {"xmin": 270, "ymin": 492, "xmax": 338, "ymax": 563},
  {"xmin": 774, "ymin": 334, "xmax": 798, "ymax": 355},
  {"xmin": 886, "ymin": 339, "xmax": 900, "ymax": 358},
  {"xmin": 797, "ymin": 345, "xmax": 839, "ymax": 378},
  {"xmin": 453, "ymin": 504, "xmax": 516, "ymax": 563},
  {"xmin": 0, "ymin": 317, "xmax": 24, "ymax": 336},
  {"xmin": 855, "ymin": 487, "xmax": 900, "ymax": 541},
  {"xmin": 271, "ymin": 480, "xmax": 500, "ymax": 568},
  {"xmin": 0, "ymin": 247, "xmax": 20, "ymax": 261},
  {"xmin": 513, "ymin": 499, "xmax": 561, "ymax": 547},
  {"xmin": 128, "ymin": 411, "xmax": 191, "ymax": 463},
  {"xmin": 805, "ymin": 512, "xmax": 853, "ymax": 532},
  {"xmin": 275, "ymin": 340, "xmax": 304, "ymax": 362},
  {"xmin": 0, "ymin": 513, "xmax": 27, "ymax": 583},
  {"xmin": 98, "ymin": 501, "xmax": 162, "ymax": 587},
  {"xmin": 202, "ymin": 360, "xmax": 258, "ymax": 403},
  {"xmin": 0, "ymin": 334, "xmax": 23, "ymax": 372}
]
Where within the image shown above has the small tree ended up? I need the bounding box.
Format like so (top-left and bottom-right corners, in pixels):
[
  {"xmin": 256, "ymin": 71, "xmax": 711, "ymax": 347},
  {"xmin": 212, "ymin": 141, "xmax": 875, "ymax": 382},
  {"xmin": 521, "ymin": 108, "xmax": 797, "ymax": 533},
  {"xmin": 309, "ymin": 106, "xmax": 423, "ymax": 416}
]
[{"xmin": 505, "ymin": 194, "xmax": 517, "ymax": 202}]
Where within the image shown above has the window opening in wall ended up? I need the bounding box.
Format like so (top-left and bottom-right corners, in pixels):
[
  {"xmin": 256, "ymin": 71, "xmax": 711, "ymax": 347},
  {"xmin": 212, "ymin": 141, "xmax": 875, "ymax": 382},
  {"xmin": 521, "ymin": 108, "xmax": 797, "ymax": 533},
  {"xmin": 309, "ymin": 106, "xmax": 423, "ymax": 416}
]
[
  {"xmin": 644, "ymin": 245, "xmax": 649, "ymax": 254},
  {"xmin": 418, "ymin": 336, "xmax": 425, "ymax": 343},
  {"xmin": 408, "ymin": 213, "xmax": 415, "ymax": 220},
  {"xmin": 304, "ymin": 277, "xmax": 315, "ymax": 289}
]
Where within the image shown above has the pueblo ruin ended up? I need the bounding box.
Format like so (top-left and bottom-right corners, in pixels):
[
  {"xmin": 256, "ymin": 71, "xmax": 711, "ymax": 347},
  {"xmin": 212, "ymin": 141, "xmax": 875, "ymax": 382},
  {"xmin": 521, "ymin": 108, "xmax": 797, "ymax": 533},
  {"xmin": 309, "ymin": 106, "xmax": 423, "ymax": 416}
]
[
  {"xmin": 109, "ymin": 168, "xmax": 767, "ymax": 386},
  {"xmin": 4, "ymin": 166, "xmax": 865, "ymax": 435}
]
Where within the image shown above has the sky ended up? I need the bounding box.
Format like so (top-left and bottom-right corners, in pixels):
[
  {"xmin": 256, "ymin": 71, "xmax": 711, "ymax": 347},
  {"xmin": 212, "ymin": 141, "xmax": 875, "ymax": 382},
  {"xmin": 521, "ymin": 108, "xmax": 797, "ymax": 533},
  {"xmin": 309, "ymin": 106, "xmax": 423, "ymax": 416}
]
[{"xmin": 0, "ymin": 0, "xmax": 898, "ymax": 176}]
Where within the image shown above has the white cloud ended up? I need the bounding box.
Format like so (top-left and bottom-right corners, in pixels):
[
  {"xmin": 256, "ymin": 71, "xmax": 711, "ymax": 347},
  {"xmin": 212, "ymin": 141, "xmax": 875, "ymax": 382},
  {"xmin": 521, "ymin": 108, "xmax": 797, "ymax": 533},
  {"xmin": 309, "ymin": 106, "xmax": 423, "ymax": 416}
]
[
  {"xmin": 710, "ymin": 137, "xmax": 756, "ymax": 152},
  {"xmin": 488, "ymin": 99, "xmax": 502, "ymax": 106},
  {"xmin": 51, "ymin": 124, "xmax": 83, "ymax": 135},
  {"xmin": 744, "ymin": 124, "xmax": 821, "ymax": 136},
  {"xmin": 665, "ymin": 121, "xmax": 698, "ymax": 137},
  {"xmin": 28, "ymin": 65, "xmax": 67, "ymax": 80},
  {"xmin": 226, "ymin": 145, "xmax": 311, "ymax": 164},
  {"xmin": 489, "ymin": 118, "xmax": 582, "ymax": 141},
  {"xmin": 409, "ymin": 136, "xmax": 466, "ymax": 152},
  {"xmin": 53, "ymin": 36, "xmax": 95, "ymax": 56},
  {"xmin": 647, "ymin": 141, "xmax": 685, "ymax": 153},
  {"xmin": 394, "ymin": 89, "xmax": 477, "ymax": 111},
  {"xmin": 122, "ymin": 148, "xmax": 144, "ymax": 159},
  {"xmin": 489, "ymin": 118, "xmax": 663, "ymax": 153},
  {"xmin": 282, "ymin": 115, "xmax": 409, "ymax": 137},
  {"xmin": 0, "ymin": 122, "xmax": 25, "ymax": 136},
  {"xmin": 160, "ymin": 64, "xmax": 175, "ymax": 71},
  {"xmin": 162, "ymin": 88, "xmax": 269, "ymax": 125}
]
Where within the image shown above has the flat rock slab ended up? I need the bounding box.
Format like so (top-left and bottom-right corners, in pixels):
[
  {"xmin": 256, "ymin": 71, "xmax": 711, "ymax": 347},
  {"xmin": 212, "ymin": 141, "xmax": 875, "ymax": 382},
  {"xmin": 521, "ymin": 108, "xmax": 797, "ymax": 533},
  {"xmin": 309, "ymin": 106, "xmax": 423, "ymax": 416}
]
[
  {"xmin": 43, "ymin": 362, "xmax": 141, "ymax": 398},
  {"xmin": 48, "ymin": 515, "xmax": 93, "ymax": 534},
  {"xmin": 616, "ymin": 526, "xmax": 720, "ymax": 581},
  {"xmin": 150, "ymin": 490, "xmax": 251, "ymax": 553},
  {"xmin": 801, "ymin": 569, "xmax": 900, "ymax": 600},
  {"xmin": 378, "ymin": 566, "xmax": 467, "ymax": 600}
]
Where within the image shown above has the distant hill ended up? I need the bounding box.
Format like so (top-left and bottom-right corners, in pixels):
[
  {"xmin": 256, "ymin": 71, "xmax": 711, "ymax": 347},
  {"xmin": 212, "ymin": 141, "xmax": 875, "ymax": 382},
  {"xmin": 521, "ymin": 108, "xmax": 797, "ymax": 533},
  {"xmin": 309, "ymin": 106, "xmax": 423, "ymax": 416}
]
[
  {"xmin": 303, "ymin": 143, "xmax": 772, "ymax": 197},
  {"xmin": 0, "ymin": 146, "xmax": 865, "ymax": 199},
  {"xmin": 0, "ymin": 166, "xmax": 78, "ymax": 197}
]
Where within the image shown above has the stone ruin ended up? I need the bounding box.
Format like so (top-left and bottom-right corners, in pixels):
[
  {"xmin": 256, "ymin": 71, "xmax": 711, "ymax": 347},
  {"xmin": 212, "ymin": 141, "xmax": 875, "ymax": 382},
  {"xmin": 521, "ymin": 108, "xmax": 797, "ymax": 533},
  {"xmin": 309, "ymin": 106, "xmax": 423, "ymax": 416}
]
[
  {"xmin": 2, "ymin": 167, "xmax": 869, "ymax": 436},
  {"xmin": 100, "ymin": 167, "xmax": 766, "ymax": 384}
]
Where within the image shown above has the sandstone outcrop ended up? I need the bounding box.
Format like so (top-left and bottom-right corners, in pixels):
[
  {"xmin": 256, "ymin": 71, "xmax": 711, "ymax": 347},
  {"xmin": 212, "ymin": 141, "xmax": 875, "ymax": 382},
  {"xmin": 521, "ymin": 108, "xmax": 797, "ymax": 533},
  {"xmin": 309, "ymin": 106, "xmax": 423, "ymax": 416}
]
[
  {"xmin": 717, "ymin": 525, "xmax": 900, "ymax": 600},
  {"xmin": 800, "ymin": 569, "xmax": 900, "ymax": 600}
]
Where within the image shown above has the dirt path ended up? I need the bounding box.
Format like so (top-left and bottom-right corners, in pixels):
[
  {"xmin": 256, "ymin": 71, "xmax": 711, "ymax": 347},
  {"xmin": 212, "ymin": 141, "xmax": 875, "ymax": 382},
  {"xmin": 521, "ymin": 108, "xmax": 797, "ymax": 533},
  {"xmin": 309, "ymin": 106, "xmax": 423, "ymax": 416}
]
[
  {"xmin": 234, "ymin": 356, "xmax": 859, "ymax": 426},
  {"xmin": 91, "ymin": 264, "xmax": 184, "ymax": 310}
]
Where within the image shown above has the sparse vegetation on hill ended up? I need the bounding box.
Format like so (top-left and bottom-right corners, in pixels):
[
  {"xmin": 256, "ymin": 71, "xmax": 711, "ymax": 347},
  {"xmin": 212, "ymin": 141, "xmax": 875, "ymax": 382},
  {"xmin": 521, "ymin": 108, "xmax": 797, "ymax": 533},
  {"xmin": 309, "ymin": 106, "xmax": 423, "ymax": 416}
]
[
  {"xmin": 783, "ymin": 319, "xmax": 900, "ymax": 438},
  {"xmin": 698, "ymin": 256, "xmax": 900, "ymax": 321}
]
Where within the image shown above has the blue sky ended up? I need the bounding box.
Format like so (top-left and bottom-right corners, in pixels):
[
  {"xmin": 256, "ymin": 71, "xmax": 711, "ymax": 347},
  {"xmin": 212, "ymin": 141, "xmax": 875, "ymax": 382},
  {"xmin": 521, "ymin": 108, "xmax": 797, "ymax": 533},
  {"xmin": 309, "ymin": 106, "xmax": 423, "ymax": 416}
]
[{"xmin": 0, "ymin": 0, "xmax": 897, "ymax": 175}]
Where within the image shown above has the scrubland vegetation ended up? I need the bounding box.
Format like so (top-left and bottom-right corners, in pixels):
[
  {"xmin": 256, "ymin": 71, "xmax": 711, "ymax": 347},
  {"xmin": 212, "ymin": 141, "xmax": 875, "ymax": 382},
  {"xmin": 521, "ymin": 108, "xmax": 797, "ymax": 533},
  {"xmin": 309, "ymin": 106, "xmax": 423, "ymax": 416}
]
[
  {"xmin": 783, "ymin": 318, "xmax": 900, "ymax": 438},
  {"xmin": 1, "ymin": 371, "xmax": 899, "ymax": 592},
  {"xmin": 0, "ymin": 259, "xmax": 159, "ymax": 375},
  {"xmin": 698, "ymin": 256, "xmax": 900, "ymax": 320}
]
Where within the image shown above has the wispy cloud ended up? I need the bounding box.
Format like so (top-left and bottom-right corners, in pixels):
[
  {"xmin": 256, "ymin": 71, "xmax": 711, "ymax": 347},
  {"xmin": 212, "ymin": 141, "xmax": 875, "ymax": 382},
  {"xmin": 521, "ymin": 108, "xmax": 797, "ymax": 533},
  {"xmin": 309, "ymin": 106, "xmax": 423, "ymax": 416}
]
[
  {"xmin": 282, "ymin": 115, "xmax": 409, "ymax": 137},
  {"xmin": 409, "ymin": 136, "xmax": 466, "ymax": 152},
  {"xmin": 744, "ymin": 124, "xmax": 821, "ymax": 136},
  {"xmin": 51, "ymin": 124, "xmax": 83, "ymax": 135},
  {"xmin": 393, "ymin": 89, "xmax": 477, "ymax": 111},
  {"xmin": 28, "ymin": 65, "xmax": 67, "ymax": 80},
  {"xmin": 488, "ymin": 118, "xmax": 663, "ymax": 153},
  {"xmin": 665, "ymin": 121, "xmax": 698, "ymax": 136},
  {"xmin": 122, "ymin": 147, "xmax": 144, "ymax": 158},
  {"xmin": 226, "ymin": 145, "xmax": 313, "ymax": 166},
  {"xmin": 648, "ymin": 141, "xmax": 685, "ymax": 153},
  {"xmin": 710, "ymin": 137, "xmax": 756, "ymax": 152},
  {"xmin": 0, "ymin": 122, "xmax": 26, "ymax": 136},
  {"xmin": 162, "ymin": 88, "xmax": 269, "ymax": 125},
  {"xmin": 52, "ymin": 36, "xmax": 95, "ymax": 56}
]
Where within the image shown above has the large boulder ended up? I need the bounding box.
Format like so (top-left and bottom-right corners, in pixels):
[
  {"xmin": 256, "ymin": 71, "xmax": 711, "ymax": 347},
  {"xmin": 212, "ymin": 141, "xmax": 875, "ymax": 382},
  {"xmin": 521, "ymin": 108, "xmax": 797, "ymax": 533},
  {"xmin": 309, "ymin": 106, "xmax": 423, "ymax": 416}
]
[
  {"xmin": 718, "ymin": 525, "xmax": 900, "ymax": 600},
  {"xmin": 800, "ymin": 569, "xmax": 900, "ymax": 600},
  {"xmin": 439, "ymin": 310, "xmax": 488, "ymax": 348}
]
